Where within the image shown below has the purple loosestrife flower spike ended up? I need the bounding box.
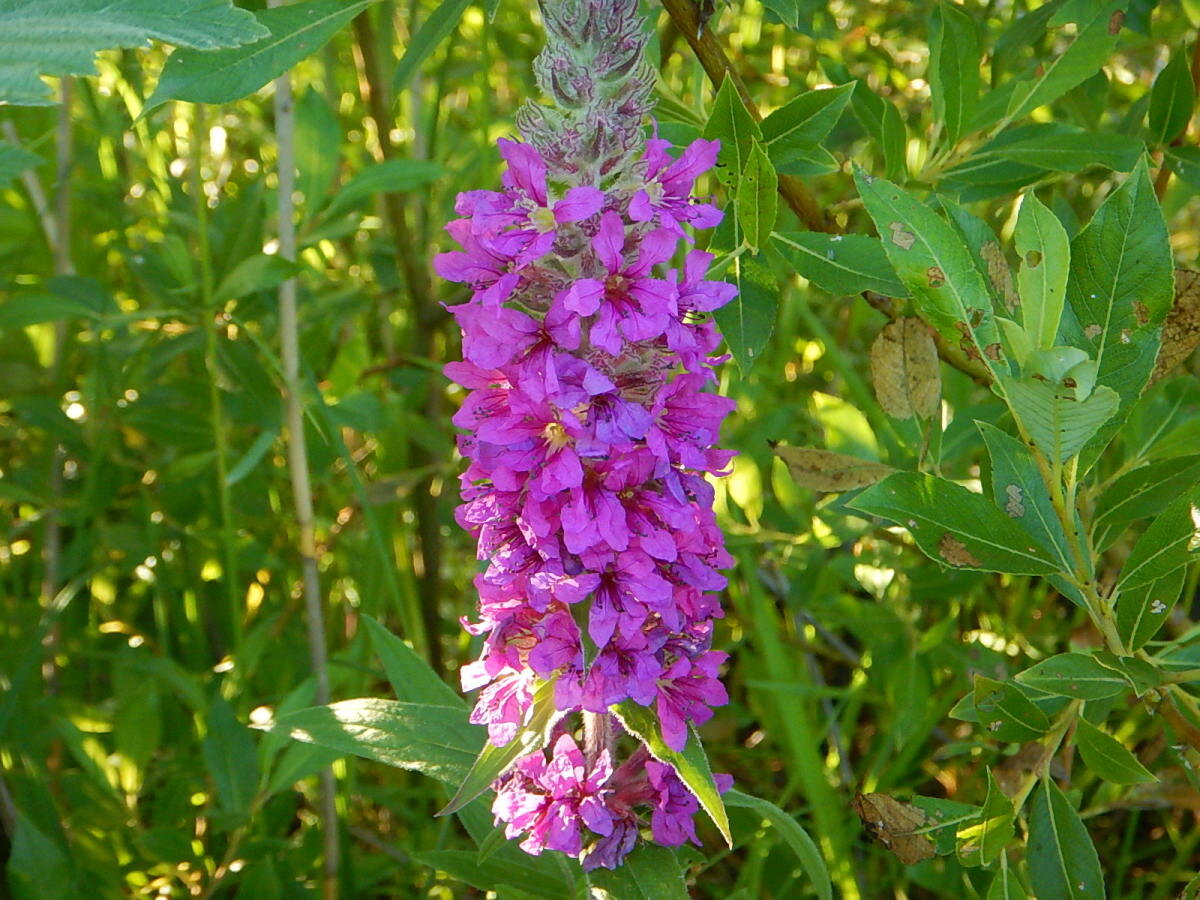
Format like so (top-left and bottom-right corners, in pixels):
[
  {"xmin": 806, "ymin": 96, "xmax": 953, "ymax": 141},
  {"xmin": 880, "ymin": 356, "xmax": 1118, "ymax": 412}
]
[{"xmin": 438, "ymin": 0, "xmax": 736, "ymax": 869}]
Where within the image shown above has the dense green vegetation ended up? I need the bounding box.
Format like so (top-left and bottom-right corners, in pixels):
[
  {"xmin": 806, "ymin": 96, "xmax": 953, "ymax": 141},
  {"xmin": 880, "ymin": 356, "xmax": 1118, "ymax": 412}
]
[{"xmin": 2, "ymin": 0, "xmax": 1200, "ymax": 897}]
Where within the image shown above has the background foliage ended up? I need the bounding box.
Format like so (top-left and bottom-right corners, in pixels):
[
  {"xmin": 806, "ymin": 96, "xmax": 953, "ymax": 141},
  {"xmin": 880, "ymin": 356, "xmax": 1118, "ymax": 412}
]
[{"xmin": 2, "ymin": 0, "xmax": 1200, "ymax": 897}]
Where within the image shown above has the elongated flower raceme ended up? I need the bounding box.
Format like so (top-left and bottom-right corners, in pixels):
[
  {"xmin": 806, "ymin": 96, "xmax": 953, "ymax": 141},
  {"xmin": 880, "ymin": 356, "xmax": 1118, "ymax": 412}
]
[{"xmin": 436, "ymin": 0, "xmax": 736, "ymax": 870}]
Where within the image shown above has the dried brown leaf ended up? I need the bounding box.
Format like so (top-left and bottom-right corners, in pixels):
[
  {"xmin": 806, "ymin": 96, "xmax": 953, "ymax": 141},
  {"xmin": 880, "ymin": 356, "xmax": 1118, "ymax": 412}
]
[
  {"xmin": 852, "ymin": 793, "xmax": 936, "ymax": 866},
  {"xmin": 981, "ymin": 240, "xmax": 1019, "ymax": 313},
  {"xmin": 773, "ymin": 446, "xmax": 895, "ymax": 492},
  {"xmin": 869, "ymin": 317, "xmax": 942, "ymax": 420},
  {"xmin": 1151, "ymin": 268, "xmax": 1200, "ymax": 383}
]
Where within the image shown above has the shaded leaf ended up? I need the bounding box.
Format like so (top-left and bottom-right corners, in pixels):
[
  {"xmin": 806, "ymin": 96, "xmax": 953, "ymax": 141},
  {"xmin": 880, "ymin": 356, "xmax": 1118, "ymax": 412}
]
[
  {"xmin": 0, "ymin": 139, "xmax": 41, "ymax": 187},
  {"xmin": 724, "ymin": 790, "xmax": 832, "ymax": 900},
  {"xmin": 772, "ymin": 231, "xmax": 908, "ymax": 298},
  {"xmin": 928, "ymin": 2, "xmax": 981, "ymax": 148},
  {"xmin": 393, "ymin": 0, "xmax": 473, "ymax": 93},
  {"xmin": 1075, "ymin": 718, "xmax": 1156, "ymax": 784},
  {"xmin": 715, "ymin": 254, "xmax": 776, "ymax": 372},
  {"xmin": 956, "ymin": 769, "xmax": 1014, "ymax": 867},
  {"xmin": 202, "ymin": 697, "xmax": 259, "ymax": 818},
  {"xmin": 1116, "ymin": 489, "xmax": 1200, "ymax": 590},
  {"xmin": 1149, "ymin": 48, "xmax": 1196, "ymax": 145},
  {"xmin": 974, "ymin": 675, "xmax": 1051, "ymax": 743},
  {"xmin": 773, "ymin": 446, "xmax": 895, "ymax": 492},
  {"xmin": 1117, "ymin": 565, "xmax": 1186, "ymax": 652},
  {"xmin": 1093, "ymin": 453, "xmax": 1200, "ymax": 549},
  {"xmin": 414, "ymin": 849, "xmax": 570, "ymax": 899},
  {"xmin": 1027, "ymin": 778, "xmax": 1104, "ymax": 900},
  {"xmin": 587, "ymin": 845, "xmax": 688, "ymax": 899},
  {"xmin": 869, "ymin": 317, "xmax": 941, "ymax": 420},
  {"xmin": 363, "ymin": 614, "xmax": 463, "ymax": 707},
  {"xmin": 320, "ymin": 158, "xmax": 445, "ymax": 220}
]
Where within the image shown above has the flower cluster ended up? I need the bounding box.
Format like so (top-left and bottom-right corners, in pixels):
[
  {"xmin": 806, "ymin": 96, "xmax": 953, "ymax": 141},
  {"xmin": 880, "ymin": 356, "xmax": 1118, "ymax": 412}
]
[{"xmin": 436, "ymin": 0, "xmax": 737, "ymax": 871}]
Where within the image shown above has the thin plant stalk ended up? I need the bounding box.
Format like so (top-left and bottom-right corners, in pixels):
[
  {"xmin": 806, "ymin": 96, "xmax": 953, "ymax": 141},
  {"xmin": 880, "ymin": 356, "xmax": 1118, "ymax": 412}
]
[{"xmin": 271, "ymin": 10, "xmax": 340, "ymax": 894}]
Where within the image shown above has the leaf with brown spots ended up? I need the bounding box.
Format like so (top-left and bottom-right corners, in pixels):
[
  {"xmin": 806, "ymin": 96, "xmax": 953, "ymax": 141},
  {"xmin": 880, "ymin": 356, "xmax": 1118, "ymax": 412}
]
[
  {"xmin": 938, "ymin": 534, "xmax": 981, "ymax": 567},
  {"xmin": 981, "ymin": 240, "xmax": 1019, "ymax": 312},
  {"xmin": 852, "ymin": 793, "xmax": 936, "ymax": 866},
  {"xmin": 772, "ymin": 446, "xmax": 895, "ymax": 492},
  {"xmin": 889, "ymin": 221, "xmax": 916, "ymax": 250},
  {"xmin": 869, "ymin": 318, "xmax": 941, "ymax": 420},
  {"xmin": 1151, "ymin": 268, "xmax": 1200, "ymax": 383}
]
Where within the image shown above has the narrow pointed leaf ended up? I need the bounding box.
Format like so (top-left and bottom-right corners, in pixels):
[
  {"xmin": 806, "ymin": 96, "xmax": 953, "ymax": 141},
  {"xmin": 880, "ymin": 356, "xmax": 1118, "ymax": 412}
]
[
  {"xmin": 1016, "ymin": 192, "xmax": 1071, "ymax": 349},
  {"xmin": 1027, "ymin": 778, "xmax": 1104, "ymax": 900}
]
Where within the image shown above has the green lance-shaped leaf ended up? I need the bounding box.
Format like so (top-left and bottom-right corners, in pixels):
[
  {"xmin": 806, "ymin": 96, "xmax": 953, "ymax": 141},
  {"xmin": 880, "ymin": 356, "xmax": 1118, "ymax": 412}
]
[
  {"xmin": 928, "ymin": 2, "xmax": 981, "ymax": 148},
  {"xmin": 413, "ymin": 849, "xmax": 569, "ymax": 900},
  {"xmin": 1093, "ymin": 454, "xmax": 1200, "ymax": 550},
  {"xmin": 1004, "ymin": 0, "xmax": 1125, "ymax": 126},
  {"xmin": 936, "ymin": 196, "xmax": 1018, "ymax": 315},
  {"xmin": 1001, "ymin": 374, "xmax": 1120, "ymax": 465},
  {"xmin": 145, "ymin": 0, "xmax": 380, "ymax": 113},
  {"xmin": 714, "ymin": 253, "xmax": 777, "ymax": 373},
  {"xmin": 985, "ymin": 129, "xmax": 1144, "ymax": 174},
  {"xmin": 587, "ymin": 845, "xmax": 689, "ymax": 899},
  {"xmin": 724, "ymin": 790, "xmax": 832, "ymax": 900},
  {"xmin": 1015, "ymin": 652, "xmax": 1130, "ymax": 701},
  {"xmin": 973, "ymin": 675, "xmax": 1051, "ymax": 743},
  {"xmin": 1074, "ymin": 718, "xmax": 1156, "ymax": 785},
  {"xmin": 987, "ymin": 864, "xmax": 1028, "ymax": 900},
  {"xmin": 956, "ymin": 769, "xmax": 1014, "ymax": 868},
  {"xmin": 611, "ymin": 701, "xmax": 732, "ymax": 847},
  {"xmin": 0, "ymin": 0, "xmax": 267, "ymax": 106},
  {"xmin": 1149, "ymin": 48, "xmax": 1197, "ymax": 146},
  {"xmin": 362, "ymin": 614, "xmax": 464, "ymax": 708},
  {"xmin": 1117, "ymin": 565, "xmax": 1186, "ymax": 652},
  {"xmin": 1058, "ymin": 159, "xmax": 1174, "ymax": 462},
  {"xmin": 1015, "ymin": 192, "xmax": 1071, "ymax": 349},
  {"xmin": 318, "ymin": 158, "xmax": 444, "ymax": 221},
  {"xmin": 1116, "ymin": 489, "xmax": 1200, "ymax": 590},
  {"xmin": 772, "ymin": 231, "xmax": 908, "ymax": 298},
  {"xmin": 978, "ymin": 422, "xmax": 1073, "ymax": 570},
  {"xmin": 760, "ymin": 82, "xmax": 855, "ymax": 161},
  {"xmin": 853, "ymin": 166, "xmax": 1002, "ymax": 376},
  {"xmin": 737, "ymin": 142, "xmax": 778, "ymax": 253},
  {"xmin": 202, "ymin": 697, "xmax": 260, "ymax": 819},
  {"xmin": 393, "ymin": 0, "xmax": 473, "ymax": 93},
  {"xmin": 703, "ymin": 76, "xmax": 762, "ymax": 189},
  {"xmin": 259, "ymin": 698, "xmax": 481, "ymax": 785},
  {"xmin": 439, "ymin": 679, "xmax": 563, "ymax": 816},
  {"xmin": 1027, "ymin": 778, "xmax": 1105, "ymax": 900},
  {"xmin": 849, "ymin": 472, "xmax": 1061, "ymax": 575}
]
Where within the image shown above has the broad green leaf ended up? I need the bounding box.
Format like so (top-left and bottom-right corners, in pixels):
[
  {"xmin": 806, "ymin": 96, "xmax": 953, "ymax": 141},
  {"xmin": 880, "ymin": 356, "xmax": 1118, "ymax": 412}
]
[
  {"xmin": 703, "ymin": 76, "xmax": 762, "ymax": 189},
  {"xmin": 978, "ymin": 422, "xmax": 1073, "ymax": 570},
  {"xmin": 1004, "ymin": 0, "xmax": 1125, "ymax": 126},
  {"xmin": 260, "ymin": 698, "xmax": 480, "ymax": 785},
  {"xmin": 773, "ymin": 144, "xmax": 840, "ymax": 177},
  {"xmin": 956, "ymin": 769, "xmax": 1014, "ymax": 867},
  {"xmin": 145, "ymin": 0, "xmax": 378, "ymax": 112},
  {"xmin": 1117, "ymin": 565, "xmax": 1186, "ymax": 651},
  {"xmin": 854, "ymin": 88, "xmax": 907, "ymax": 182},
  {"xmin": 319, "ymin": 158, "xmax": 445, "ymax": 220},
  {"xmin": 1116, "ymin": 489, "xmax": 1200, "ymax": 590},
  {"xmin": 714, "ymin": 254, "xmax": 777, "ymax": 373},
  {"xmin": 611, "ymin": 701, "xmax": 731, "ymax": 847},
  {"xmin": 928, "ymin": 3, "xmax": 980, "ymax": 147},
  {"xmin": 847, "ymin": 472, "xmax": 1061, "ymax": 575},
  {"xmin": 1092, "ymin": 651, "xmax": 1167, "ymax": 696},
  {"xmin": 414, "ymin": 849, "xmax": 571, "ymax": 899},
  {"xmin": 1149, "ymin": 49, "xmax": 1196, "ymax": 145},
  {"xmin": 439, "ymin": 679, "xmax": 563, "ymax": 816},
  {"xmin": 213, "ymin": 253, "xmax": 301, "ymax": 304},
  {"xmin": 393, "ymin": 0, "xmax": 473, "ymax": 93},
  {"xmin": 988, "ymin": 130, "xmax": 1143, "ymax": 173},
  {"xmin": 1027, "ymin": 778, "xmax": 1105, "ymax": 900},
  {"xmin": 0, "ymin": 139, "xmax": 41, "ymax": 187},
  {"xmin": 1001, "ymin": 375, "xmax": 1120, "ymax": 464},
  {"xmin": 772, "ymin": 232, "xmax": 908, "ymax": 298},
  {"xmin": 1094, "ymin": 455, "xmax": 1200, "ymax": 549},
  {"xmin": 1074, "ymin": 718, "xmax": 1156, "ymax": 784},
  {"xmin": 854, "ymin": 167, "xmax": 1001, "ymax": 377},
  {"xmin": 1016, "ymin": 193, "xmax": 1071, "ymax": 348},
  {"xmin": 760, "ymin": 83, "xmax": 855, "ymax": 157},
  {"xmin": 362, "ymin": 614, "xmax": 463, "ymax": 707},
  {"xmin": 202, "ymin": 697, "xmax": 259, "ymax": 818},
  {"xmin": 587, "ymin": 845, "xmax": 688, "ymax": 899},
  {"xmin": 737, "ymin": 143, "xmax": 778, "ymax": 252},
  {"xmin": 724, "ymin": 790, "xmax": 831, "ymax": 900},
  {"xmin": 991, "ymin": 0, "xmax": 1066, "ymax": 80},
  {"xmin": 974, "ymin": 675, "xmax": 1052, "ymax": 742},
  {"xmin": 988, "ymin": 864, "xmax": 1028, "ymax": 900},
  {"xmin": 1015, "ymin": 652, "xmax": 1130, "ymax": 700},
  {"xmin": 1059, "ymin": 160, "xmax": 1174, "ymax": 460},
  {"xmin": 0, "ymin": 0, "xmax": 267, "ymax": 105}
]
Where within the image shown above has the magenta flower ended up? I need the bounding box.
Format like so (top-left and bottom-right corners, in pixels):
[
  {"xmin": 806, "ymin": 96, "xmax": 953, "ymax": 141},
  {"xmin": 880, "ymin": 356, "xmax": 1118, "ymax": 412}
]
[{"xmin": 630, "ymin": 138, "xmax": 724, "ymax": 236}]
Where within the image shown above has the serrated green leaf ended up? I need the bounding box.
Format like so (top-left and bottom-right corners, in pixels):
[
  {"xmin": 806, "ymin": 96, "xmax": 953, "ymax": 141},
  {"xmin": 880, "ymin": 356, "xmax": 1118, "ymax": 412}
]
[
  {"xmin": 772, "ymin": 231, "xmax": 908, "ymax": 298},
  {"xmin": 978, "ymin": 422, "xmax": 1073, "ymax": 570},
  {"xmin": 737, "ymin": 142, "xmax": 778, "ymax": 252},
  {"xmin": 854, "ymin": 166, "xmax": 1001, "ymax": 376},
  {"xmin": 929, "ymin": 2, "xmax": 980, "ymax": 147},
  {"xmin": 957, "ymin": 769, "xmax": 1014, "ymax": 867},
  {"xmin": 1075, "ymin": 718, "xmax": 1156, "ymax": 784},
  {"xmin": 0, "ymin": 0, "xmax": 267, "ymax": 105},
  {"xmin": 724, "ymin": 790, "xmax": 832, "ymax": 900},
  {"xmin": 393, "ymin": 0, "xmax": 473, "ymax": 93},
  {"xmin": 703, "ymin": 76, "xmax": 762, "ymax": 189},
  {"xmin": 1015, "ymin": 653, "xmax": 1129, "ymax": 700},
  {"xmin": 714, "ymin": 254, "xmax": 776, "ymax": 372},
  {"xmin": 1016, "ymin": 193, "xmax": 1071, "ymax": 348},
  {"xmin": 761, "ymin": 83, "xmax": 854, "ymax": 157},
  {"xmin": 611, "ymin": 701, "xmax": 731, "ymax": 847},
  {"xmin": 587, "ymin": 844, "xmax": 688, "ymax": 899},
  {"xmin": 1027, "ymin": 778, "xmax": 1104, "ymax": 900},
  {"xmin": 974, "ymin": 675, "xmax": 1052, "ymax": 742},
  {"xmin": 438, "ymin": 679, "xmax": 562, "ymax": 816},
  {"xmin": 145, "ymin": 0, "xmax": 378, "ymax": 112},
  {"xmin": 1149, "ymin": 48, "xmax": 1196, "ymax": 145},
  {"xmin": 847, "ymin": 472, "xmax": 1061, "ymax": 574}
]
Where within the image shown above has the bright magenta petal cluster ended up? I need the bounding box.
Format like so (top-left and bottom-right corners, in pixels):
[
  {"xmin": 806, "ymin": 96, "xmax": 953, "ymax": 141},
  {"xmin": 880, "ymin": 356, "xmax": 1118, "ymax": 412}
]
[{"xmin": 437, "ymin": 0, "xmax": 736, "ymax": 870}]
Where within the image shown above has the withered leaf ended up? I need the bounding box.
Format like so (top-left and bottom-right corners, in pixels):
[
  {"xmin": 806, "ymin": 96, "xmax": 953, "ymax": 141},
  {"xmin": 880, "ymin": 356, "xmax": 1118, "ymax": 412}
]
[
  {"xmin": 981, "ymin": 240, "xmax": 1019, "ymax": 312},
  {"xmin": 852, "ymin": 793, "xmax": 936, "ymax": 865},
  {"xmin": 1151, "ymin": 268, "xmax": 1200, "ymax": 383},
  {"xmin": 869, "ymin": 317, "xmax": 941, "ymax": 420},
  {"xmin": 773, "ymin": 446, "xmax": 895, "ymax": 492}
]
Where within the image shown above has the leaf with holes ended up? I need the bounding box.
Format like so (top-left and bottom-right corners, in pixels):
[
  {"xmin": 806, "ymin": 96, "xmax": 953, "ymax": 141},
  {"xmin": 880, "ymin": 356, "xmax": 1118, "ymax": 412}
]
[{"xmin": 1016, "ymin": 192, "xmax": 1070, "ymax": 349}]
